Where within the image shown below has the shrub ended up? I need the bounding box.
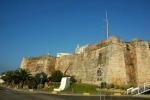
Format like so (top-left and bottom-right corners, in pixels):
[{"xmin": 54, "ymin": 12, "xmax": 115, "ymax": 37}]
[
  {"xmin": 101, "ymin": 82, "xmax": 107, "ymax": 88},
  {"xmin": 27, "ymin": 76, "xmax": 38, "ymax": 89},
  {"xmin": 47, "ymin": 82, "xmax": 60, "ymax": 91},
  {"xmin": 50, "ymin": 70, "xmax": 63, "ymax": 82},
  {"xmin": 107, "ymin": 84, "xmax": 134, "ymax": 90},
  {"xmin": 70, "ymin": 76, "xmax": 77, "ymax": 84},
  {"xmin": 119, "ymin": 84, "xmax": 135, "ymax": 90}
]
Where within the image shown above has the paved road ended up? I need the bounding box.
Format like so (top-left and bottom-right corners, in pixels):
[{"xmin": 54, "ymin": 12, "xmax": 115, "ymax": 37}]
[{"xmin": 0, "ymin": 87, "xmax": 150, "ymax": 100}]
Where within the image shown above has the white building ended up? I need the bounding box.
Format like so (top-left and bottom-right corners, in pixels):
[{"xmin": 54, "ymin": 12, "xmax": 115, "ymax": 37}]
[
  {"xmin": 75, "ymin": 44, "xmax": 88, "ymax": 54},
  {"xmin": 57, "ymin": 53, "xmax": 72, "ymax": 57}
]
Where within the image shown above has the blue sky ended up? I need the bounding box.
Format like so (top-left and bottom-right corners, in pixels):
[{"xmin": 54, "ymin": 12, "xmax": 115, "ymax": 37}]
[{"xmin": 0, "ymin": 0, "xmax": 150, "ymax": 72}]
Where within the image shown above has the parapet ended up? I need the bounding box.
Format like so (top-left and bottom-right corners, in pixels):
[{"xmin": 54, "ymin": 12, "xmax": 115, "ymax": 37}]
[{"xmin": 107, "ymin": 36, "xmax": 120, "ymax": 43}]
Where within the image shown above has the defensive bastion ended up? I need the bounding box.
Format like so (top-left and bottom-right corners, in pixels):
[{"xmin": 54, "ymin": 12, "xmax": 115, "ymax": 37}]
[{"xmin": 20, "ymin": 36, "xmax": 150, "ymax": 85}]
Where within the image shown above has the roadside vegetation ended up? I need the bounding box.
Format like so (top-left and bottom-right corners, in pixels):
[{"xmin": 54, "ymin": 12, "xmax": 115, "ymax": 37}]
[
  {"xmin": 0, "ymin": 69, "xmax": 76, "ymax": 90},
  {"xmin": 0, "ymin": 69, "xmax": 131, "ymax": 95}
]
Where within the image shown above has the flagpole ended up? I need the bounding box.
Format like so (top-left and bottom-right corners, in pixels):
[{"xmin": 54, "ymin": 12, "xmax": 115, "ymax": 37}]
[{"xmin": 106, "ymin": 11, "xmax": 109, "ymax": 39}]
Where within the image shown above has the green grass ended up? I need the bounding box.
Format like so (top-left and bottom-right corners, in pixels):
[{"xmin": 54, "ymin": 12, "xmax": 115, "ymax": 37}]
[
  {"xmin": 61, "ymin": 83, "xmax": 115, "ymax": 95},
  {"xmin": 40, "ymin": 83, "xmax": 124, "ymax": 95},
  {"xmin": 1, "ymin": 82, "xmax": 126, "ymax": 95},
  {"xmin": 63, "ymin": 83, "xmax": 128, "ymax": 95},
  {"xmin": 107, "ymin": 84, "xmax": 136, "ymax": 90},
  {"xmin": 63, "ymin": 83, "xmax": 97, "ymax": 94}
]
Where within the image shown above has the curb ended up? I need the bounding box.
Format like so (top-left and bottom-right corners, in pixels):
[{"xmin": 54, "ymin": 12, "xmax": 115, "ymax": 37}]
[{"xmin": 83, "ymin": 93, "xmax": 90, "ymax": 96}]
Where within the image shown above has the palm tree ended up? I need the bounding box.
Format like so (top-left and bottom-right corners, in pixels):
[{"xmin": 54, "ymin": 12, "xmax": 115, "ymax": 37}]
[
  {"xmin": 1, "ymin": 71, "xmax": 15, "ymax": 86},
  {"xmin": 2, "ymin": 69, "xmax": 31, "ymax": 88},
  {"xmin": 17, "ymin": 69, "xmax": 31, "ymax": 88}
]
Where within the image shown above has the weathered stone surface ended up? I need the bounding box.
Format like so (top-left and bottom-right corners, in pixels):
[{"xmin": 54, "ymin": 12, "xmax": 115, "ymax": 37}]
[
  {"xmin": 134, "ymin": 41, "xmax": 150, "ymax": 85},
  {"xmin": 20, "ymin": 36, "xmax": 150, "ymax": 85},
  {"xmin": 20, "ymin": 55, "xmax": 55, "ymax": 76}
]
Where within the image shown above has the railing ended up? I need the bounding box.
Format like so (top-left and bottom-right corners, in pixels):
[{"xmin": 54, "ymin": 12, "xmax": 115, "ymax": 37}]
[{"xmin": 127, "ymin": 83, "xmax": 150, "ymax": 95}]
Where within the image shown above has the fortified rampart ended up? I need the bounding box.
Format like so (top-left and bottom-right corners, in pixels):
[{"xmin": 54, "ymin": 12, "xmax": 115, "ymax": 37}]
[
  {"xmin": 20, "ymin": 36, "xmax": 150, "ymax": 85},
  {"xmin": 21, "ymin": 55, "xmax": 56, "ymax": 76}
]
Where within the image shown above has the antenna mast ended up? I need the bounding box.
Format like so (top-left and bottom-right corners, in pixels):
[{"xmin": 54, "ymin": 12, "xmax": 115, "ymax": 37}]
[{"xmin": 106, "ymin": 11, "xmax": 109, "ymax": 39}]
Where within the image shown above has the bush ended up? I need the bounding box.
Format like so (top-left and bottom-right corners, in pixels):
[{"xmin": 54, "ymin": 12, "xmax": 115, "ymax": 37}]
[
  {"xmin": 101, "ymin": 82, "xmax": 107, "ymax": 88},
  {"xmin": 63, "ymin": 75, "xmax": 77, "ymax": 84},
  {"xmin": 106, "ymin": 84, "xmax": 134, "ymax": 90},
  {"xmin": 50, "ymin": 70, "xmax": 63, "ymax": 82},
  {"xmin": 46, "ymin": 82, "xmax": 60, "ymax": 91},
  {"xmin": 27, "ymin": 76, "xmax": 38, "ymax": 89},
  {"xmin": 70, "ymin": 76, "xmax": 77, "ymax": 84},
  {"xmin": 119, "ymin": 84, "xmax": 135, "ymax": 90},
  {"xmin": 107, "ymin": 83, "xmax": 114, "ymax": 89}
]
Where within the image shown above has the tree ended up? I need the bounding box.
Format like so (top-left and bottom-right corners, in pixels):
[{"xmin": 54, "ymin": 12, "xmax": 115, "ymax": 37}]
[
  {"xmin": 3, "ymin": 69, "xmax": 47, "ymax": 89},
  {"xmin": 35, "ymin": 72, "xmax": 47, "ymax": 85},
  {"xmin": 27, "ymin": 76, "xmax": 38, "ymax": 89},
  {"xmin": 17, "ymin": 69, "xmax": 31, "ymax": 88},
  {"xmin": 50, "ymin": 70, "xmax": 63, "ymax": 82},
  {"xmin": 13, "ymin": 70, "xmax": 21, "ymax": 85},
  {"xmin": 1, "ymin": 71, "xmax": 14, "ymax": 85}
]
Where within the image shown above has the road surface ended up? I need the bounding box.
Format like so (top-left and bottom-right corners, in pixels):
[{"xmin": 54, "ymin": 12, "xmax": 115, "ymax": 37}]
[{"xmin": 0, "ymin": 87, "xmax": 149, "ymax": 100}]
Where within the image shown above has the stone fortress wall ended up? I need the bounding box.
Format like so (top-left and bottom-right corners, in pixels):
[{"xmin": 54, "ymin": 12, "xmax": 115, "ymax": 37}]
[
  {"xmin": 20, "ymin": 36, "xmax": 150, "ymax": 85},
  {"xmin": 21, "ymin": 55, "xmax": 56, "ymax": 76}
]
